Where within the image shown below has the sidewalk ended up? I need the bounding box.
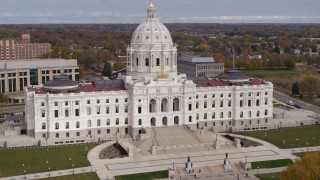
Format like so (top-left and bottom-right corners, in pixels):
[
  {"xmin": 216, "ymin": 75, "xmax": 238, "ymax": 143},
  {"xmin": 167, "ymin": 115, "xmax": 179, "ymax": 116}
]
[{"xmin": 0, "ymin": 166, "xmax": 93, "ymax": 180}]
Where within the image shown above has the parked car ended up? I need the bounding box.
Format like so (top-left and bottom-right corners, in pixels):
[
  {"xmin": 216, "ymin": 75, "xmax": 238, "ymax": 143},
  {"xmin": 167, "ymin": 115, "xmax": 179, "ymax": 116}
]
[{"xmin": 294, "ymin": 104, "xmax": 302, "ymax": 109}]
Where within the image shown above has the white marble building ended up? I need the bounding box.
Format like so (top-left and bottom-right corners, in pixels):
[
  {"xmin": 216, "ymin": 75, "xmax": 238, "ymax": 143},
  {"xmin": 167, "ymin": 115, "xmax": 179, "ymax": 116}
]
[{"xmin": 24, "ymin": 1, "xmax": 274, "ymax": 145}]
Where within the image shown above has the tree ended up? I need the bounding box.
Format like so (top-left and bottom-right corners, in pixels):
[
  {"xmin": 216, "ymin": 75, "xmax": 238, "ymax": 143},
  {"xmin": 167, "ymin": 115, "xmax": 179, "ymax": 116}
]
[
  {"xmin": 113, "ymin": 62, "xmax": 126, "ymax": 71},
  {"xmin": 3, "ymin": 94, "xmax": 9, "ymax": 104},
  {"xmin": 291, "ymin": 82, "xmax": 300, "ymax": 95},
  {"xmin": 102, "ymin": 61, "xmax": 112, "ymax": 77},
  {"xmin": 300, "ymin": 76, "xmax": 320, "ymax": 101},
  {"xmin": 283, "ymin": 152, "xmax": 320, "ymax": 180}
]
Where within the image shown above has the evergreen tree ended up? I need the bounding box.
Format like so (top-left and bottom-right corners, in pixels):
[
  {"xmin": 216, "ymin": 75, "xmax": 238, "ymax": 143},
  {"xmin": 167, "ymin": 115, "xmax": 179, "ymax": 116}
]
[
  {"xmin": 102, "ymin": 61, "xmax": 112, "ymax": 77},
  {"xmin": 291, "ymin": 82, "xmax": 300, "ymax": 95}
]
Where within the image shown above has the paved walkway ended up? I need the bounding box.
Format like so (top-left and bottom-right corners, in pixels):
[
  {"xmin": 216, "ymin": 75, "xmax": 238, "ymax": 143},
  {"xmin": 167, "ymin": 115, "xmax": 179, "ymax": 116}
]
[{"xmin": 0, "ymin": 166, "xmax": 93, "ymax": 180}]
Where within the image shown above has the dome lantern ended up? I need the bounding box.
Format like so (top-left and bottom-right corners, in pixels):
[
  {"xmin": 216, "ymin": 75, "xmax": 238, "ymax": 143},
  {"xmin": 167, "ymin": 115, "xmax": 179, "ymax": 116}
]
[{"xmin": 147, "ymin": 0, "xmax": 156, "ymax": 19}]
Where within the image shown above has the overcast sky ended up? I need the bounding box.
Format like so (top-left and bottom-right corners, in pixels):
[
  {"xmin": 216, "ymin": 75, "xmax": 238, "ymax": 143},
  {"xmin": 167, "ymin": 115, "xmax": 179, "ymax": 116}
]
[{"xmin": 0, "ymin": 0, "xmax": 320, "ymax": 24}]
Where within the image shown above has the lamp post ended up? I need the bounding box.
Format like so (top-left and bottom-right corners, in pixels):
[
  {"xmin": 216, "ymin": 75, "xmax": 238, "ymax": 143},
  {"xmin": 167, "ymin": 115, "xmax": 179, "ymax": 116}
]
[
  {"xmin": 48, "ymin": 166, "xmax": 51, "ymax": 178},
  {"xmin": 172, "ymin": 161, "xmax": 175, "ymax": 171},
  {"xmin": 313, "ymin": 137, "xmax": 315, "ymax": 146},
  {"xmin": 85, "ymin": 146, "xmax": 88, "ymax": 157},
  {"xmin": 307, "ymin": 142, "xmax": 309, "ymax": 152},
  {"xmin": 296, "ymin": 138, "xmax": 299, "ymax": 148},
  {"xmin": 24, "ymin": 170, "xmax": 26, "ymax": 180},
  {"xmin": 72, "ymin": 164, "xmax": 75, "ymax": 175},
  {"xmin": 245, "ymin": 155, "xmax": 247, "ymax": 164},
  {"xmin": 257, "ymin": 166, "xmax": 259, "ymax": 176}
]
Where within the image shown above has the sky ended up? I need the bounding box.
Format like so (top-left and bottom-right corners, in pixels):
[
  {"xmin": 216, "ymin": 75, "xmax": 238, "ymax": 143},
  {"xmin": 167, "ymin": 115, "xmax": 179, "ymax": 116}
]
[{"xmin": 0, "ymin": 0, "xmax": 320, "ymax": 24}]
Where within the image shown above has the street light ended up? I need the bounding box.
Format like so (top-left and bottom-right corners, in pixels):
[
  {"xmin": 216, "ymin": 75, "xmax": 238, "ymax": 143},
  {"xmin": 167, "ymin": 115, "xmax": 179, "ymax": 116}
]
[
  {"xmin": 48, "ymin": 166, "xmax": 51, "ymax": 178},
  {"xmin": 313, "ymin": 137, "xmax": 315, "ymax": 146},
  {"xmin": 257, "ymin": 166, "xmax": 259, "ymax": 176},
  {"xmin": 307, "ymin": 142, "xmax": 309, "ymax": 152},
  {"xmin": 72, "ymin": 164, "xmax": 75, "ymax": 175},
  {"xmin": 24, "ymin": 170, "xmax": 26, "ymax": 180},
  {"xmin": 172, "ymin": 161, "xmax": 175, "ymax": 171},
  {"xmin": 296, "ymin": 138, "xmax": 299, "ymax": 148}
]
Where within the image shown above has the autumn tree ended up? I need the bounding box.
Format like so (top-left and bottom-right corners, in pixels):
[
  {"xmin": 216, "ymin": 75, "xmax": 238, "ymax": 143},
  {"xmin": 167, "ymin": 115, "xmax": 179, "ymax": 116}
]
[
  {"xmin": 283, "ymin": 152, "xmax": 320, "ymax": 180},
  {"xmin": 299, "ymin": 76, "xmax": 320, "ymax": 101},
  {"xmin": 113, "ymin": 62, "xmax": 126, "ymax": 71}
]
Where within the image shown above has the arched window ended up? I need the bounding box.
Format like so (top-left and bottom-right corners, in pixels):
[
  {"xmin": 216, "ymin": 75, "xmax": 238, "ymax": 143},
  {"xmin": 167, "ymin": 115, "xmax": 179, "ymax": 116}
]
[
  {"xmin": 106, "ymin": 119, "xmax": 110, "ymax": 126},
  {"xmin": 212, "ymin": 112, "xmax": 215, "ymax": 119},
  {"xmin": 220, "ymin": 112, "xmax": 223, "ymax": 119},
  {"xmin": 149, "ymin": 99, "xmax": 157, "ymax": 113},
  {"xmin": 76, "ymin": 121, "xmax": 80, "ymax": 128},
  {"xmin": 240, "ymin": 111, "xmax": 243, "ymax": 118},
  {"xmin": 173, "ymin": 98, "xmax": 180, "ymax": 111},
  {"xmin": 138, "ymin": 119, "xmax": 142, "ymax": 125},
  {"xmin": 204, "ymin": 113, "xmax": 207, "ymax": 119},
  {"xmin": 42, "ymin": 122, "xmax": 46, "ymax": 130},
  {"xmin": 55, "ymin": 122, "xmax": 59, "ymax": 130},
  {"xmin": 248, "ymin": 111, "xmax": 252, "ymax": 117},
  {"xmin": 265, "ymin": 109, "xmax": 268, "ymax": 116},
  {"xmin": 196, "ymin": 113, "xmax": 199, "ymax": 120},
  {"xmin": 65, "ymin": 122, "xmax": 69, "ymax": 129},
  {"xmin": 97, "ymin": 119, "xmax": 101, "ymax": 126},
  {"xmin": 257, "ymin": 110, "xmax": 260, "ymax": 117},
  {"xmin": 87, "ymin": 120, "xmax": 91, "ymax": 127}
]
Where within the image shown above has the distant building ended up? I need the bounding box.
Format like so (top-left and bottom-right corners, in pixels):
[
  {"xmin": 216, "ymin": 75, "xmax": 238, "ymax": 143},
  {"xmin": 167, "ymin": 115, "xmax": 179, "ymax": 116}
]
[
  {"xmin": 0, "ymin": 59, "xmax": 79, "ymax": 95},
  {"xmin": 177, "ymin": 55, "xmax": 224, "ymax": 78},
  {"xmin": 0, "ymin": 34, "xmax": 52, "ymax": 60}
]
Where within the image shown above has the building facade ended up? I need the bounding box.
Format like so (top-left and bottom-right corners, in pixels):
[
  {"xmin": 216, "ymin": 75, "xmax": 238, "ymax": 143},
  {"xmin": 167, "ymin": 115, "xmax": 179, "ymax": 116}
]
[
  {"xmin": 177, "ymin": 55, "xmax": 224, "ymax": 78},
  {"xmin": 0, "ymin": 40, "xmax": 15, "ymax": 60},
  {"xmin": 25, "ymin": 1, "xmax": 274, "ymax": 145},
  {"xmin": 0, "ymin": 59, "xmax": 79, "ymax": 94}
]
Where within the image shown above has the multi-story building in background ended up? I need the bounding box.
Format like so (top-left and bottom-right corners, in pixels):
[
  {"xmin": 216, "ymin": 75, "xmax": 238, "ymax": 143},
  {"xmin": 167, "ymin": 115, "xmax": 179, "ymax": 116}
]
[{"xmin": 0, "ymin": 40, "xmax": 15, "ymax": 60}]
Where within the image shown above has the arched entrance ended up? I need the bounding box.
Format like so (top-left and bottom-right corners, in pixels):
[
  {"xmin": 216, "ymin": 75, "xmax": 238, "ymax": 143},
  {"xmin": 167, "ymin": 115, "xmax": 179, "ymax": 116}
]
[
  {"xmin": 162, "ymin": 117, "xmax": 168, "ymax": 126},
  {"xmin": 149, "ymin": 99, "xmax": 157, "ymax": 113},
  {"xmin": 173, "ymin": 98, "xmax": 180, "ymax": 111},
  {"xmin": 174, "ymin": 116, "xmax": 179, "ymax": 125},
  {"xmin": 151, "ymin": 117, "xmax": 156, "ymax": 126},
  {"xmin": 161, "ymin": 98, "xmax": 168, "ymax": 112}
]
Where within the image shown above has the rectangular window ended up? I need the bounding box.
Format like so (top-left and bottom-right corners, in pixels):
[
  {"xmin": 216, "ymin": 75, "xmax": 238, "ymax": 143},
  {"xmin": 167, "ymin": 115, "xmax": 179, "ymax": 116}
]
[
  {"xmin": 240, "ymin": 93, "xmax": 243, "ymax": 97},
  {"xmin": 220, "ymin": 101, "xmax": 223, "ymax": 108},
  {"xmin": 107, "ymin": 129, "xmax": 110, "ymax": 133},
  {"xmin": 196, "ymin": 102, "xmax": 199, "ymax": 109},
  {"xmin": 106, "ymin": 107, "xmax": 110, "ymax": 114},
  {"xmin": 54, "ymin": 110, "xmax": 59, "ymax": 118},
  {"xmin": 97, "ymin": 130, "xmax": 101, "ymax": 134},
  {"xmin": 204, "ymin": 94, "xmax": 207, "ymax": 98},
  {"xmin": 41, "ymin": 110, "xmax": 45, "ymax": 117},
  {"xmin": 256, "ymin": 100, "xmax": 260, "ymax": 106},
  {"xmin": 136, "ymin": 58, "xmax": 139, "ymax": 66},
  {"xmin": 228, "ymin": 100, "xmax": 231, "ymax": 107},
  {"xmin": 125, "ymin": 106, "xmax": 128, "ymax": 113},
  {"xmin": 87, "ymin": 100, "xmax": 90, "ymax": 104},
  {"xmin": 212, "ymin": 94, "xmax": 215, "ymax": 98},
  {"xmin": 75, "ymin": 101, "xmax": 79, "ymax": 105},
  {"xmin": 66, "ymin": 133, "xmax": 69, "ymax": 137},
  {"xmin": 55, "ymin": 133, "xmax": 59, "ymax": 138},
  {"xmin": 248, "ymin": 100, "xmax": 251, "ymax": 107},
  {"xmin": 240, "ymin": 100, "xmax": 243, "ymax": 107},
  {"xmin": 125, "ymin": 118, "xmax": 128, "ymax": 124},
  {"xmin": 156, "ymin": 58, "xmax": 160, "ymax": 66},
  {"xmin": 75, "ymin": 109, "xmax": 79, "ymax": 116},
  {"xmin": 145, "ymin": 58, "xmax": 149, "ymax": 66},
  {"xmin": 125, "ymin": 98, "xmax": 128, "ymax": 103},
  {"xmin": 106, "ymin": 99, "xmax": 109, "ymax": 103},
  {"xmin": 65, "ymin": 109, "xmax": 69, "ymax": 117},
  {"xmin": 265, "ymin": 98, "xmax": 268, "ymax": 105},
  {"xmin": 97, "ymin": 99, "xmax": 100, "ymax": 104},
  {"xmin": 87, "ymin": 108, "xmax": 91, "ymax": 115},
  {"xmin": 115, "ymin": 106, "xmax": 119, "ymax": 113},
  {"xmin": 96, "ymin": 107, "xmax": 100, "ymax": 114},
  {"xmin": 204, "ymin": 102, "xmax": 207, "ymax": 108},
  {"xmin": 41, "ymin": 102, "xmax": 45, "ymax": 106},
  {"xmin": 212, "ymin": 101, "xmax": 215, "ymax": 108},
  {"xmin": 228, "ymin": 93, "xmax": 232, "ymax": 97},
  {"xmin": 65, "ymin": 101, "xmax": 68, "ymax": 106},
  {"xmin": 54, "ymin": 102, "xmax": 58, "ymax": 106},
  {"xmin": 188, "ymin": 104, "xmax": 192, "ymax": 111},
  {"xmin": 138, "ymin": 107, "xmax": 142, "ymax": 114},
  {"xmin": 76, "ymin": 132, "xmax": 80, "ymax": 136}
]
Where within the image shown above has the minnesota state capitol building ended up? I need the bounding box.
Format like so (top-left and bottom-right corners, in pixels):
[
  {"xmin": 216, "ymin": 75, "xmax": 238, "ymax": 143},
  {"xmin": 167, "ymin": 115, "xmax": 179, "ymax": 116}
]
[{"xmin": 25, "ymin": 1, "xmax": 274, "ymax": 145}]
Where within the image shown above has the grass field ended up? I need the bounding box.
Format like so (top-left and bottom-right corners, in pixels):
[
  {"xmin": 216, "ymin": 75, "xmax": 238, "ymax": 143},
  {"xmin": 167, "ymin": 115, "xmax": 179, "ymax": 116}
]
[
  {"xmin": 0, "ymin": 144, "xmax": 97, "ymax": 177},
  {"xmin": 115, "ymin": 171, "xmax": 168, "ymax": 180},
  {"xmin": 256, "ymin": 172, "xmax": 283, "ymax": 180},
  {"xmin": 40, "ymin": 172, "xmax": 99, "ymax": 180},
  {"xmin": 241, "ymin": 69, "xmax": 304, "ymax": 80},
  {"xmin": 239, "ymin": 125, "xmax": 320, "ymax": 149},
  {"xmin": 251, "ymin": 159, "xmax": 293, "ymax": 169}
]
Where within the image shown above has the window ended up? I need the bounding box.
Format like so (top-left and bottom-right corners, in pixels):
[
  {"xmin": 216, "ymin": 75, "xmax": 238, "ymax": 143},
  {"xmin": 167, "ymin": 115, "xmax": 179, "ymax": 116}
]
[
  {"xmin": 41, "ymin": 110, "xmax": 45, "ymax": 117},
  {"xmin": 228, "ymin": 93, "xmax": 231, "ymax": 97},
  {"xmin": 115, "ymin": 98, "xmax": 119, "ymax": 103},
  {"xmin": 240, "ymin": 100, "xmax": 243, "ymax": 107},
  {"xmin": 107, "ymin": 129, "xmax": 110, "ymax": 134},
  {"xmin": 97, "ymin": 130, "xmax": 101, "ymax": 134},
  {"xmin": 212, "ymin": 101, "xmax": 215, "ymax": 108},
  {"xmin": 107, "ymin": 119, "xmax": 110, "ymax": 126},
  {"xmin": 106, "ymin": 107, "xmax": 110, "ymax": 114},
  {"xmin": 189, "ymin": 116, "xmax": 192, "ymax": 122},
  {"xmin": 65, "ymin": 101, "xmax": 68, "ymax": 106},
  {"xmin": 42, "ymin": 133, "xmax": 46, "ymax": 138},
  {"xmin": 125, "ymin": 106, "xmax": 128, "ymax": 113},
  {"xmin": 138, "ymin": 119, "xmax": 142, "ymax": 125},
  {"xmin": 41, "ymin": 102, "xmax": 45, "ymax": 106},
  {"xmin": 65, "ymin": 109, "xmax": 69, "ymax": 117},
  {"xmin": 97, "ymin": 99, "xmax": 100, "ymax": 104},
  {"xmin": 257, "ymin": 110, "xmax": 260, "ymax": 117},
  {"xmin": 220, "ymin": 121, "xmax": 224, "ymax": 126},
  {"xmin": 220, "ymin": 112, "xmax": 223, "ymax": 118},
  {"xmin": 76, "ymin": 121, "xmax": 80, "ymax": 128},
  {"xmin": 196, "ymin": 113, "xmax": 199, "ymax": 120},
  {"xmin": 75, "ymin": 109, "xmax": 79, "ymax": 116},
  {"xmin": 66, "ymin": 132, "xmax": 69, "ymax": 137},
  {"xmin": 42, "ymin": 122, "xmax": 46, "ymax": 130},
  {"xmin": 96, "ymin": 107, "xmax": 100, "ymax": 114},
  {"xmin": 87, "ymin": 108, "xmax": 91, "ymax": 115},
  {"xmin": 228, "ymin": 100, "xmax": 231, "ymax": 107},
  {"xmin": 220, "ymin": 101, "xmax": 223, "ymax": 108},
  {"xmin": 204, "ymin": 102, "xmax": 207, "ymax": 108},
  {"xmin": 248, "ymin": 92, "xmax": 252, "ymax": 97},
  {"xmin": 249, "ymin": 111, "xmax": 252, "ymax": 117},
  {"xmin": 145, "ymin": 58, "xmax": 149, "ymax": 66},
  {"xmin": 248, "ymin": 100, "xmax": 251, "ymax": 107},
  {"xmin": 240, "ymin": 111, "xmax": 243, "ymax": 118},
  {"xmin": 265, "ymin": 92, "xmax": 268, "ymax": 95},
  {"xmin": 55, "ymin": 123, "xmax": 59, "ymax": 130},
  {"xmin": 54, "ymin": 110, "xmax": 59, "ymax": 118},
  {"xmin": 213, "ymin": 122, "xmax": 215, "ymax": 126},
  {"xmin": 87, "ymin": 100, "xmax": 91, "ymax": 104},
  {"xmin": 212, "ymin": 94, "xmax": 215, "ymax": 98},
  {"xmin": 87, "ymin": 120, "xmax": 91, "ymax": 127},
  {"xmin": 54, "ymin": 102, "xmax": 58, "ymax": 106},
  {"xmin": 212, "ymin": 113, "xmax": 215, "ymax": 119},
  {"xmin": 116, "ymin": 118, "xmax": 119, "ymax": 125},
  {"xmin": 188, "ymin": 104, "xmax": 192, "ymax": 111},
  {"xmin": 115, "ymin": 106, "xmax": 119, "ymax": 113},
  {"xmin": 76, "ymin": 132, "xmax": 80, "ymax": 136},
  {"xmin": 265, "ymin": 109, "xmax": 268, "ymax": 116},
  {"xmin": 256, "ymin": 100, "xmax": 260, "ymax": 106},
  {"xmin": 125, "ymin": 98, "xmax": 128, "ymax": 102},
  {"xmin": 220, "ymin": 93, "xmax": 223, "ymax": 98},
  {"xmin": 75, "ymin": 101, "xmax": 79, "ymax": 105},
  {"xmin": 65, "ymin": 122, "xmax": 69, "ymax": 129},
  {"xmin": 257, "ymin": 120, "xmax": 260, "ymax": 124},
  {"xmin": 138, "ymin": 107, "xmax": 142, "ymax": 114},
  {"xmin": 125, "ymin": 118, "xmax": 128, "ymax": 125},
  {"xmin": 196, "ymin": 102, "xmax": 199, "ymax": 109},
  {"xmin": 204, "ymin": 94, "xmax": 207, "ymax": 98},
  {"xmin": 204, "ymin": 113, "xmax": 207, "ymax": 119},
  {"xmin": 265, "ymin": 98, "xmax": 268, "ymax": 105},
  {"xmin": 156, "ymin": 58, "xmax": 160, "ymax": 66},
  {"xmin": 228, "ymin": 111, "xmax": 231, "ymax": 118},
  {"xmin": 136, "ymin": 58, "xmax": 139, "ymax": 66},
  {"xmin": 240, "ymin": 93, "xmax": 243, "ymax": 97},
  {"xmin": 196, "ymin": 95, "xmax": 199, "ymax": 99},
  {"xmin": 106, "ymin": 99, "xmax": 109, "ymax": 103},
  {"xmin": 55, "ymin": 133, "xmax": 59, "ymax": 138},
  {"xmin": 257, "ymin": 92, "xmax": 260, "ymax": 96}
]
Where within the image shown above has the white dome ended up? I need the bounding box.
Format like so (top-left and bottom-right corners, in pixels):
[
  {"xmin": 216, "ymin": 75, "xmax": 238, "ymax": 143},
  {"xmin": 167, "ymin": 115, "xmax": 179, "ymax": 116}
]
[{"xmin": 131, "ymin": 19, "xmax": 173, "ymax": 45}]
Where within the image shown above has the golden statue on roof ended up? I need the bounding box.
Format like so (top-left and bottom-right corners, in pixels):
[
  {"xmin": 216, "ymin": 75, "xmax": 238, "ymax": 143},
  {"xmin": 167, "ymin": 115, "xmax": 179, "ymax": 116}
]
[{"xmin": 158, "ymin": 68, "xmax": 169, "ymax": 79}]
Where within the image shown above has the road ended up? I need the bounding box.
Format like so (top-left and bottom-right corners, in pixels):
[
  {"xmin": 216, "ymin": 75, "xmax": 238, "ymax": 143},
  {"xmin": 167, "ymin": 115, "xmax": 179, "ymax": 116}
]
[
  {"xmin": 0, "ymin": 105, "xmax": 24, "ymax": 113},
  {"xmin": 273, "ymin": 91, "xmax": 320, "ymax": 114}
]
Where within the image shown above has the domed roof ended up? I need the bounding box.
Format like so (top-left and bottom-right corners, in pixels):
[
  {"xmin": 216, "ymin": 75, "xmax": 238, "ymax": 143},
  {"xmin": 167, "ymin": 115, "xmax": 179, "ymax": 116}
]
[
  {"xmin": 43, "ymin": 75, "xmax": 79, "ymax": 91},
  {"xmin": 130, "ymin": 1, "xmax": 173, "ymax": 45},
  {"xmin": 217, "ymin": 69, "xmax": 249, "ymax": 84}
]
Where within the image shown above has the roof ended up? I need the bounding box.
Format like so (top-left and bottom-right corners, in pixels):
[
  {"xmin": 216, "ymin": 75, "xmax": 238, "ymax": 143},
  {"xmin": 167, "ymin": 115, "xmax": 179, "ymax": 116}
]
[
  {"xmin": 179, "ymin": 55, "xmax": 215, "ymax": 63},
  {"xmin": 0, "ymin": 59, "xmax": 77, "ymax": 71},
  {"xmin": 43, "ymin": 75, "xmax": 79, "ymax": 91},
  {"xmin": 217, "ymin": 69, "xmax": 249, "ymax": 82}
]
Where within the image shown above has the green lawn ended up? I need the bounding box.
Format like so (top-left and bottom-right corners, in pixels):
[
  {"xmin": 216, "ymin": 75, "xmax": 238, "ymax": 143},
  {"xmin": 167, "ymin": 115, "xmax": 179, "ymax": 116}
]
[
  {"xmin": 115, "ymin": 171, "xmax": 168, "ymax": 180},
  {"xmin": 0, "ymin": 144, "xmax": 97, "ymax": 177},
  {"xmin": 251, "ymin": 159, "xmax": 293, "ymax": 169},
  {"xmin": 39, "ymin": 172, "xmax": 99, "ymax": 180},
  {"xmin": 239, "ymin": 125, "xmax": 320, "ymax": 149},
  {"xmin": 241, "ymin": 70, "xmax": 304, "ymax": 80},
  {"xmin": 256, "ymin": 172, "xmax": 283, "ymax": 180}
]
